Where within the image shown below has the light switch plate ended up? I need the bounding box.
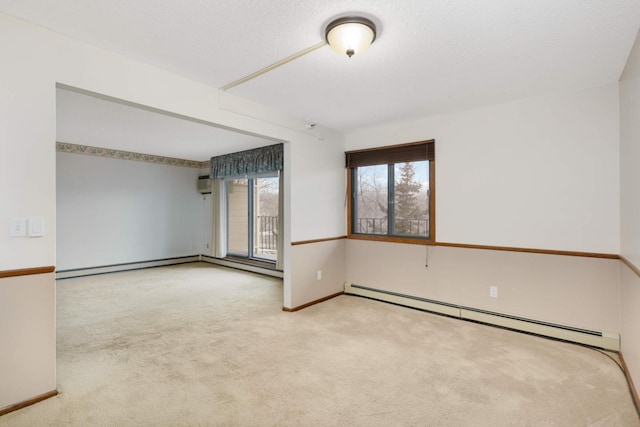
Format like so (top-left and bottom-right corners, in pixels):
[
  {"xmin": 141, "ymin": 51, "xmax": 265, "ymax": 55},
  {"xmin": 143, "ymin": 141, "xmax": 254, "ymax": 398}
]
[
  {"xmin": 10, "ymin": 218, "xmax": 27, "ymax": 237},
  {"xmin": 28, "ymin": 217, "xmax": 45, "ymax": 237}
]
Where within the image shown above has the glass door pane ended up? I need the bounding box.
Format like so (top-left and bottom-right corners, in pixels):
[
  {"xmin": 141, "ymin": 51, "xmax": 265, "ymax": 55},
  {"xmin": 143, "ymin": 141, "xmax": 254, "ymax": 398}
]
[
  {"xmin": 227, "ymin": 179, "xmax": 249, "ymax": 257},
  {"xmin": 254, "ymin": 177, "xmax": 278, "ymax": 261}
]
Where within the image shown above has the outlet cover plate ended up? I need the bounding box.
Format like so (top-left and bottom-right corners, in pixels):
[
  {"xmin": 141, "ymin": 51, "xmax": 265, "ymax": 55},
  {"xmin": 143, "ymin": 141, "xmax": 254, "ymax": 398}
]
[{"xmin": 10, "ymin": 218, "xmax": 27, "ymax": 237}]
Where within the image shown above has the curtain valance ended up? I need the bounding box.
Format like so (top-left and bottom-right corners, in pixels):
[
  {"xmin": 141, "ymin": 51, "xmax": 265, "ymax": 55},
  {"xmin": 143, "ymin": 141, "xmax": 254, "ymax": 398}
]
[
  {"xmin": 345, "ymin": 140, "xmax": 434, "ymax": 168},
  {"xmin": 210, "ymin": 143, "xmax": 283, "ymax": 179}
]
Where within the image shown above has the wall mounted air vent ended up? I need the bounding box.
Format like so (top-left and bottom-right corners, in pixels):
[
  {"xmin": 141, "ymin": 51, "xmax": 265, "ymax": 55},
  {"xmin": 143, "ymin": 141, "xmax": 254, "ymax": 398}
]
[{"xmin": 198, "ymin": 176, "xmax": 212, "ymax": 194}]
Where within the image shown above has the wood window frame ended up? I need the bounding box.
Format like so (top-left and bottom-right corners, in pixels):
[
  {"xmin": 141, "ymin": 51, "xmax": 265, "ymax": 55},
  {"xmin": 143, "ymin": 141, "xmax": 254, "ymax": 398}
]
[{"xmin": 346, "ymin": 140, "xmax": 436, "ymax": 245}]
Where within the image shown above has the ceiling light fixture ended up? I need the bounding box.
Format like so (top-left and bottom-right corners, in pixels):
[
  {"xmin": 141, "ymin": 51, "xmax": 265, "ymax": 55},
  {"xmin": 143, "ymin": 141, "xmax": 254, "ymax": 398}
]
[
  {"xmin": 325, "ymin": 16, "xmax": 377, "ymax": 58},
  {"xmin": 221, "ymin": 15, "xmax": 377, "ymax": 91}
]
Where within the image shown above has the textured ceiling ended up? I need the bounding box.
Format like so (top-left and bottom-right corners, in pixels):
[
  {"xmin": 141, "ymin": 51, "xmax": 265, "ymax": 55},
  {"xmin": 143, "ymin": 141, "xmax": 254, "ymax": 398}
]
[
  {"xmin": 3, "ymin": 0, "xmax": 640, "ymax": 142},
  {"xmin": 56, "ymin": 88, "xmax": 277, "ymax": 162}
]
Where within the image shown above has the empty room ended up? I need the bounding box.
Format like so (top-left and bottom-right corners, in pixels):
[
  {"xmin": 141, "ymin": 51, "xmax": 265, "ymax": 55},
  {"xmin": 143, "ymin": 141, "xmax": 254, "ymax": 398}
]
[{"xmin": 1, "ymin": 1, "xmax": 640, "ymax": 425}]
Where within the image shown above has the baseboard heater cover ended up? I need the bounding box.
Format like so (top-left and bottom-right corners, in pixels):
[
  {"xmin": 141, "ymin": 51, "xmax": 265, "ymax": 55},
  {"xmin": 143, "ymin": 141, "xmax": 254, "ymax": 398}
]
[
  {"xmin": 344, "ymin": 283, "xmax": 620, "ymax": 352},
  {"xmin": 201, "ymin": 255, "xmax": 284, "ymax": 279},
  {"xmin": 56, "ymin": 256, "xmax": 200, "ymax": 279}
]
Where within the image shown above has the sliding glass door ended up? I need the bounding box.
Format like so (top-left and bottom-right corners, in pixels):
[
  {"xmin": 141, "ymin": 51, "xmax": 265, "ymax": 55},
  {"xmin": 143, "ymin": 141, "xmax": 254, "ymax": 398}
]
[
  {"xmin": 226, "ymin": 174, "xmax": 279, "ymax": 262},
  {"xmin": 227, "ymin": 178, "xmax": 250, "ymax": 257}
]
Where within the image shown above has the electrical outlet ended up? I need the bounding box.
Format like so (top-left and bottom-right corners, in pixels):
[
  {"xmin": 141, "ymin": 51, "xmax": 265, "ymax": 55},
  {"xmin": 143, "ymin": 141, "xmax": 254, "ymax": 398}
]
[
  {"xmin": 489, "ymin": 286, "xmax": 498, "ymax": 298},
  {"xmin": 317, "ymin": 270, "xmax": 322, "ymax": 280}
]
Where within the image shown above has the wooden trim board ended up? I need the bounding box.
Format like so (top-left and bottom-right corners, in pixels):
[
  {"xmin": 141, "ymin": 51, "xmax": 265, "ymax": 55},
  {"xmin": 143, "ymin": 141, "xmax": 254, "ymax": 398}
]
[
  {"xmin": 344, "ymin": 237, "xmax": 618, "ymax": 259},
  {"xmin": 620, "ymin": 353, "xmax": 640, "ymax": 416},
  {"xmin": 0, "ymin": 266, "xmax": 55, "ymax": 279},
  {"xmin": 282, "ymin": 291, "xmax": 344, "ymax": 312},
  {"xmin": 0, "ymin": 390, "xmax": 58, "ymax": 417},
  {"xmin": 291, "ymin": 236, "xmax": 346, "ymax": 246},
  {"xmin": 621, "ymin": 256, "xmax": 640, "ymax": 279},
  {"xmin": 435, "ymin": 242, "xmax": 618, "ymax": 259}
]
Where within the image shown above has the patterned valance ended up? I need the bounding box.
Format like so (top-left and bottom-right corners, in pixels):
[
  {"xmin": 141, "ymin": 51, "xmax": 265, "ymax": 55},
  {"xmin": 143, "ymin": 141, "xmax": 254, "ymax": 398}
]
[{"xmin": 210, "ymin": 143, "xmax": 283, "ymax": 179}]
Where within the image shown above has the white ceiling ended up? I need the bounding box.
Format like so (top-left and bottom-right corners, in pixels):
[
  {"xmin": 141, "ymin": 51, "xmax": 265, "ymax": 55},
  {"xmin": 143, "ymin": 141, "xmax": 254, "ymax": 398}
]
[
  {"xmin": 3, "ymin": 0, "xmax": 640, "ymax": 158},
  {"xmin": 56, "ymin": 88, "xmax": 277, "ymax": 162}
]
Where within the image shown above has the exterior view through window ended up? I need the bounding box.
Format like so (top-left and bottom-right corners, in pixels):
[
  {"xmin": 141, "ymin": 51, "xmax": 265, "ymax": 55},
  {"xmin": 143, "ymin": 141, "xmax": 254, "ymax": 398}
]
[
  {"xmin": 353, "ymin": 161, "xmax": 430, "ymax": 238},
  {"xmin": 227, "ymin": 175, "xmax": 279, "ymax": 262}
]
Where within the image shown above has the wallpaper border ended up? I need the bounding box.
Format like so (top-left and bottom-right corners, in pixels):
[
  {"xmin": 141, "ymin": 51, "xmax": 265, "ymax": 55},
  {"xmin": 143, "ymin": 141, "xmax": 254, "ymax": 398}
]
[{"xmin": 56, "ymin": 142, "xmax": 210, "ymax": 169}]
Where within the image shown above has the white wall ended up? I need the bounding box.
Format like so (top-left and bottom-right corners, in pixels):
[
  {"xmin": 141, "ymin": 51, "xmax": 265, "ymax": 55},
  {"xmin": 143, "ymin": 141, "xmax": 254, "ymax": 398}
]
[
  {"xmin": 198, "ymin": 168, "xmax": 213, "ymax": 256},
  {"xmin": 620, "ymin": 31, "xmax": 640, "ymax": 268},
  {"xmin": 201, "ymin": 193, "xmax": 213, "ymax": 255},
  {"xmin": 285, "ymin": 132, "xmax": 346, "ymax": 309},
  {"xmin": 347, "ymin": 84, "xmax": 620, "ymax": 254},
  {"xmin": 56, "ymin": 152, "xmax": 203, "ymax": 270},
  {"xmin": 619, "ymin": 27, "xmax": 640, "ymax": 404},
  {"xmin": 0, "ymin": 273, "xmax": 56, "ymax": 410},
  {"xmin": 291, "ymin": 239, "xmax": 346, "ymax": 308},
  {"xmin": 346, "ymin": 240, "xmax": 620, "ymax": 333},
  {"xmin": 0, "ymin": 23, "xmax": 56, "ymax": 271},
  {"xmin": 288, "ymin": 132, "xmax": 346, "ymax": 242},
  {"xmin": 343, "ymin": 84, "xmax": 621, "ymax": 339},
  {"xmin": 1, "ymin": 14, "xmax": 59, "ymax": 409},
  {"xmin": 0, "ymin": 12, "xmax": 346, "ymax": 409}
]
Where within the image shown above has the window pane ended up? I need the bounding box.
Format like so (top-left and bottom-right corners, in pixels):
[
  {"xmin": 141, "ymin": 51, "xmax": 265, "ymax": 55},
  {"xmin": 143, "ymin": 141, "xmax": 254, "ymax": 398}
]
[
  {"xmin": 393, "ymin": 161, "xmax": 429, "ymax": 237},
  {"xmin": 227, "ymin": 179, "xmax": 249, "ymax": 256},
  {"xmin": 354, "ymin": 164, "xmax": 388, "ymax": 235},
  {"xmin": 254, "ymin": 177, "xmax": 278, "ymax": 261},
  {"xmin": 347, "ymin": 142, "xmax": 434, "ymax": 243}
]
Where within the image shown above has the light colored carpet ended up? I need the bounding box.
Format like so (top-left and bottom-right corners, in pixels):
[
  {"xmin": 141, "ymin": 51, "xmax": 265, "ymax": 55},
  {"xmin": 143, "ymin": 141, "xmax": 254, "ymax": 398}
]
[{"xmin": 2, "ymin": 262, "xmax": 638, "ymax": 426}]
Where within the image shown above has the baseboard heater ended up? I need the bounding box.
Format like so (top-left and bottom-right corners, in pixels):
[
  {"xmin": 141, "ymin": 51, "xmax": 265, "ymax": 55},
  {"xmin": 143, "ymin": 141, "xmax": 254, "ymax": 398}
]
[
  {"xmin": 344, "ymin": 283, "xmax": 620, "ymax": 352},
  {"xmin": 56, "ymin": 256, "xmax": 200, "ymax": 279},
  {"xmin": 200, "ymin": 255, "xmax": 283, "ymax": 279}
]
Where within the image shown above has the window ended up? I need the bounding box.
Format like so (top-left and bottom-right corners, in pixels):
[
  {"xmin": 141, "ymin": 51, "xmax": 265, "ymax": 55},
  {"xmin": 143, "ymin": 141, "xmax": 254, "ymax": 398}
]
[{"xmin": 346, "ymin": 140, "xmax": 435, "ymax": 244}]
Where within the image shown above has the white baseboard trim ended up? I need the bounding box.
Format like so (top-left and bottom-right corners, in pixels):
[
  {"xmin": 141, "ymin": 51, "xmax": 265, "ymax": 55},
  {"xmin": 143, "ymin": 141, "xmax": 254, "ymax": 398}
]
[
  {"xmin": 56, "ymin": 256, "xmax": 200, "ymax": 279},
  {"xmin": 344, "ymin": 283, "xmax": 620, "ymax": 352},
  {"xmin": 201, "ymin": 255, "xmax": 283, "ymax": 278}
]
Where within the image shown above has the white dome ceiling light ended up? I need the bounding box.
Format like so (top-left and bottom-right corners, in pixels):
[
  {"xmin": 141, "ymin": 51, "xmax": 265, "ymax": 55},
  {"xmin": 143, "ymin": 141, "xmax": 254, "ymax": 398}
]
[{"xmin": 325, "ymin": 16, "xmax": 377, "ymax": 58}]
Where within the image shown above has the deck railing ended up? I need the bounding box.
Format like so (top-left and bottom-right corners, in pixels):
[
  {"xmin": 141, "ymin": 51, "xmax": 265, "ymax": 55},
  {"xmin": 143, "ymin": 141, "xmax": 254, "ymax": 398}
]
[
  {"xmin": 256, "ymin": 216, "xmax": 278, "ymax": 251},
  {"xmin": 357, "ymin": 217, "xmax": 428, "ymax": 236}
]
